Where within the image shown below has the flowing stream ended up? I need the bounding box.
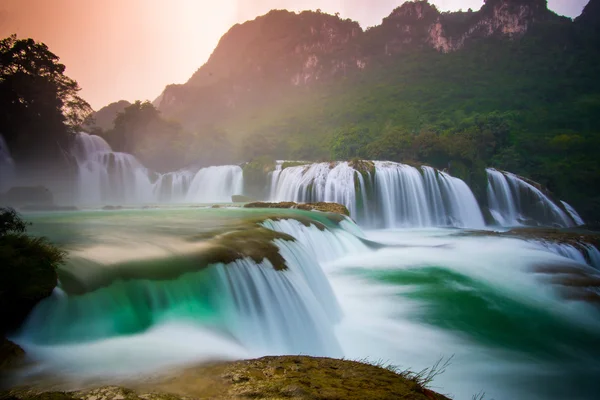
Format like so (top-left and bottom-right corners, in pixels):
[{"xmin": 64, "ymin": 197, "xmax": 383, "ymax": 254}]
[
  {"xmin": 3, "ymin": 132, "xmax": 599, "ymax": 399},
  {"xmin": 7, "ymin": 208, "xmax": 600, "ymax": 400}
]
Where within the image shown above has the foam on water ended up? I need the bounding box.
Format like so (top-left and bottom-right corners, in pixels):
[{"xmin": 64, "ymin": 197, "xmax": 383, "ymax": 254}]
[{"xmin": 8, "ymin": 207, "xmax": 600, "ymax": 399}]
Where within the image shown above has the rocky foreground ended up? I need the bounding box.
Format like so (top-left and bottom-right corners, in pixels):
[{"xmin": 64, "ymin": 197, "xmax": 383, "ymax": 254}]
[{"xmin": 2, "ymin": 356, "xmax": 450, "ymax": 400}]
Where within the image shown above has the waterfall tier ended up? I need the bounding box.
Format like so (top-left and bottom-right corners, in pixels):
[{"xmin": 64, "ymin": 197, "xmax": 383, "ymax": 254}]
[
  {"xmin": 486, "ymin": 168, "xmax": 577, "ymax": 228},
  {"xmin": 73, "ymin": 133, "xmax": 242, "ymax": 205},
  {"xmin": 269, "ymin": 161, "xmax": 485, "ymax": 229},
  {"xmin": 4, "ymin": 135, "xmax": 586, "ymax": 229}
]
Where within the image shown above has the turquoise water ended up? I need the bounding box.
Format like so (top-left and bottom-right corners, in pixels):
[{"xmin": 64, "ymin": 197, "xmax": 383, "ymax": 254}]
[{"xmin": 9, "ymin": 209, "xmax": 600, "ymax": 399}]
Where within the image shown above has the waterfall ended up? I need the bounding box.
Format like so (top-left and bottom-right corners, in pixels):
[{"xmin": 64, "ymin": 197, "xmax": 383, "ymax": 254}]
[
  {"xmin": 152, "ymin": 171, "xmax": 195, "ymax": 202},
  {"xmin": 373, "ymin": 162, "xmax": 485, "ymax": 229},
  {"xmin": 16, "ymin": 228, "xmax": 347, "ymax": 376},
  {"xmin": 73, "ymin": 133, "xmax": 156, "ymax": 204},
  {"xmin": 269, "ymin": 161, "xmax": 485, "ymax": 229},
  {"xmin": 269, "ymin": 162, "xmax": 366, "ymax": 218},
  {"xmin": 73, "ymin": 133, "xmax": 243, "ymax": 205},
  {"xmin": 536, "ymin": 241, "xmax": 600, "ymax": 271},
  {"xmin": 486, "ymin": 169, "xmax": 575, "ymax": 227},
  {"xmin": 261, "ymin": 218, "xmax": 369, "ymax": 263},
  {"xmin": 561, "ymin": 201, "xmax": 585, "ymax": 226},
  {"xmin": 0, "ymin": 134, "xmax": 15, "ymax": 193},
  {"xmin": 185, "ymin": 165, "xmax": 243, "ymax": 203}
]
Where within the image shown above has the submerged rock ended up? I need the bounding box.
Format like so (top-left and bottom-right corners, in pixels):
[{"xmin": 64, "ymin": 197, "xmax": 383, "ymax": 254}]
[
  {"xmin": 2, "ymin": 356, "xmax": 451, "ymax": 400},
  {"xmin": 244, "ymin": 201, "xmax": 350, "ymax": 216}
]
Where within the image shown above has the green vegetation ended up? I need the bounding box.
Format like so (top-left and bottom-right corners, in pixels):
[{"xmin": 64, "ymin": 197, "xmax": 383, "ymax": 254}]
[
  {"xmin": 242, "ymin": 156, "xmax": 275, "ymax": 198},
  {"xmin": 0, "ymin": 208, "xmax": 62, "ymax": 333},
  {"xmin": 0, "ymin": 35, "xmax": 91, "ymax": 168}
]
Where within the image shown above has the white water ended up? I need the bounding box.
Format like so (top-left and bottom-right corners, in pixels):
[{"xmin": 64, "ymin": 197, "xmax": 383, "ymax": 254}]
[
  {"xmin": 269, "ymin": 161, "xmax": 367, "ymax": 218},
  {"xmin": 8, "ymin": 136, "xmax": 586, "ymax": 230},
  {"xmin": 486, "ymin": 168, "xmax": 575, "ymax": 227},
  {"xmin": 185, "ymin": 165, "xmax": 243, "ymax": 203},
  {"xmin": 561, "ymin": 200, "xmax": 585, "ymax": 226},
  {"xmin": 374, "ymin": 163, "xmax": 485, "ymax": 228},
  {"xmin": 0, "ymin": 134, "xmax": 16, "ymax": 192},
  {"xmin": 16, "ymin": 246, "xmax": 342, "ymax": 378},
  {"xmin": 73, "ymin": 133, "xmax": 242, "ymax": 204},
  {"xmin": 536, "ymin": 241, "xmax": 600, "ymax": 270},
  {"xmin": 269, "ymin": 161, "xmax": 486, "ymax": 229},
  {"xmin": 10, "ymin": 210, "xmax": 600, "ymax": 399}
]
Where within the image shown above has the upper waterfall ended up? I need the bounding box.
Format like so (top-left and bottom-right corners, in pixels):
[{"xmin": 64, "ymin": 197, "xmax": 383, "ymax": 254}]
[
  {"xmin": 486, "ymin": 168, "xmax": 577, "ymax": 228},
  {"xmin": 269, "ymin": 161, "xmax": 485, "ymax": 229},
  {"xmin": 72, "ymin": 133, "xmax": 243, "ymax": 205}
]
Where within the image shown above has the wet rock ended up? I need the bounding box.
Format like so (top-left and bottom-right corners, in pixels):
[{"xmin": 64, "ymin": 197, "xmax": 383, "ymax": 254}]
[{"xmin": 244, "ymin": 201, "xmax": 350, "ymax": 216}]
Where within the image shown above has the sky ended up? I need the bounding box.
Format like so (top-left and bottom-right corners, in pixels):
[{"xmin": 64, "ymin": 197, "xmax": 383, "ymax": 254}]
[{"xmin": 0, "ymin": 0, "xmax": 589, "ymax": 110}]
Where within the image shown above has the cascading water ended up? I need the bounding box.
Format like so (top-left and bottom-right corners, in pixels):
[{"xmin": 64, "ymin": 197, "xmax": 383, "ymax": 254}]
[
  {"xmin": 0, "ymin": 134, "xmax": 16, "ymax": 192},
  {"xmin": 373, "ymin": 162, "xmax": 485, "ymax": 229},
  {"xmin": 561, "ymin": 201, "xmax": 585, "ymax": 226},
  {"xmin": 7, "ymin": 208, "xmax": 600, "ymax": 399},
  {"xmin": 73, "ymin": 133, "xmax": 156, "ymax": 204},
  {"xmin": 268, "ymin": 160, "xmax": 485, "ymax": 229},
  {"xmin": 185, "ymin": 165, "xmax": 243, "ymax": 203},
  {"xmin": 8, "ymin": 136, "xmax": 598, "ymax": 399},
  {"xmin": 269, "ymin": 161, "xmax": 367, "ymax": 218},
  {"xmin": 152, "ymin": 170, "xmax": 195, "ymax": 202},
  {"xmin": 535, "ymin": 241, "xmax": 600, "ymax": 270},
  {"xmin": 486, "ymin": 168, "xmax": 576, "ymax": 227},
  {"xmin": 72, "ymin": 133, "xmax": 243, "ymax": 204},
  {"xmin": 14, "ymin": 211, "xmax": 344, "ymax": 378}
]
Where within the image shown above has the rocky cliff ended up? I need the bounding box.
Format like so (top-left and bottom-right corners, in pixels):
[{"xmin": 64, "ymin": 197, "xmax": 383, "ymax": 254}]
[{"xmin": 154, "ymin": 0, "xmax": 575, "ymax": 127}]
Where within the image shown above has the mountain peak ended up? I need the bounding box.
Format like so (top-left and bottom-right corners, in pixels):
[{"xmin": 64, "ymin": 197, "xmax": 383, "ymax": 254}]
[{"xmin": 387, "ymin": 1, "xmax": 440, "ymax": 20}]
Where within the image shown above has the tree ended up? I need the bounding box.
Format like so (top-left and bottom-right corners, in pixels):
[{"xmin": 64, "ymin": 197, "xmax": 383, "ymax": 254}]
[
  {"xmin": 0, "ymin": 35, "xmax": 92, "ymax": 165},
  {"xmin": 330, "ymin": 125, "xmax": 372, "ymax": 160},
  {"xmin": 106, "ymin": 100, "xmax": 161, "ymax": 153}
]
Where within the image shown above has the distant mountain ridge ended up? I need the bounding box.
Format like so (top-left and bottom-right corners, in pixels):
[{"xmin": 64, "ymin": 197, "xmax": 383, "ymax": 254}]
[
  {"xmin": 89, "ymin": 100, "xmax": 131, "ymax": 131},
  {"xmin": 154, "ymin": 0, "xmax": 573, "ymax": 124}
]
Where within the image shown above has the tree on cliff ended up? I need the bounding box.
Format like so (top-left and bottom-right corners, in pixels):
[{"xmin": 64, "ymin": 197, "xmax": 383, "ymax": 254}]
[{"xmin": 0, "ymin": 35, "xmax": 92, "ymax": 165}]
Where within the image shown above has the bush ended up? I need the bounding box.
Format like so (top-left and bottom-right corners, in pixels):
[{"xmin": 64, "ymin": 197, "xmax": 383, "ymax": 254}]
[{"xmin": 0, "ymin": 208, "xmax": 63, "ymax": 333}]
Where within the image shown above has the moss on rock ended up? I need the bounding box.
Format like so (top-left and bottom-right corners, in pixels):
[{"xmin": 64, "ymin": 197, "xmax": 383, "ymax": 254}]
[
  {"xmin": 202, "ymin": 227, "xmax": 295, "ymax": 271},
  {"xmin": 349, "ymin": 158, "xmax": 375, "ymax": 177},
  {"xmin": 244, "ymin": 201, "xmax": 350, "ymax": 217}
]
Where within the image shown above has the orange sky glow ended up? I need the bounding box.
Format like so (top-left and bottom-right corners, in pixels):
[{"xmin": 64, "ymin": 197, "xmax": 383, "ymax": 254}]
[{"xmin": 0, "ymin": 0, "xmax": 588, "ymax": 110}]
